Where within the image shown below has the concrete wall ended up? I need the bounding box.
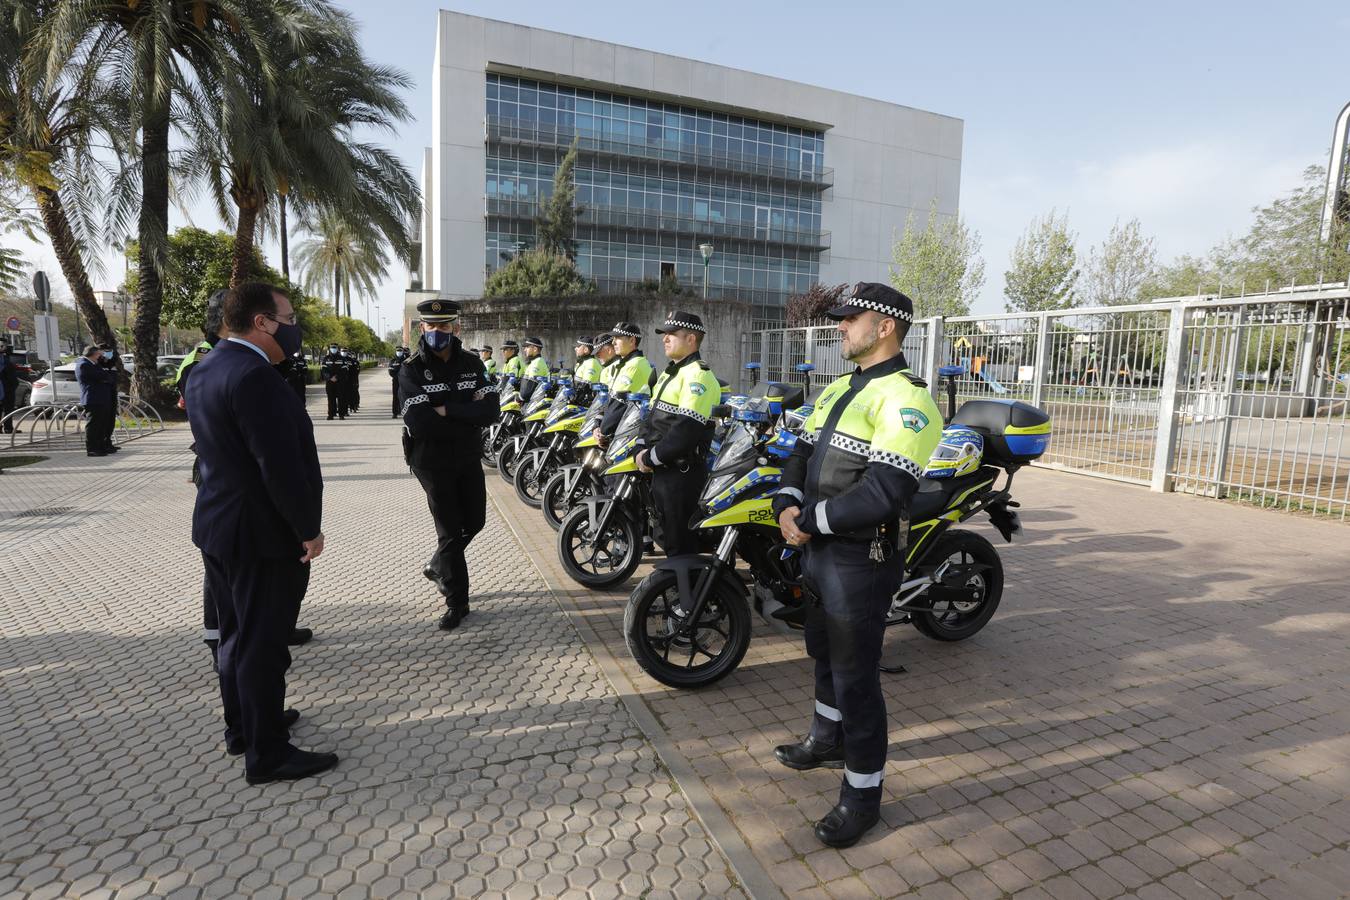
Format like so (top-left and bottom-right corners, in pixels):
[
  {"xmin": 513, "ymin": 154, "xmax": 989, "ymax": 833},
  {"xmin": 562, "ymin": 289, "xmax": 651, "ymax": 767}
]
[
  {"xmin": 457, "ymin": 294, "xmax": 752, "ymax": 385},
  {"xmin": 427, "ymin": 10, "xmax": 962, "ymax": 301}
]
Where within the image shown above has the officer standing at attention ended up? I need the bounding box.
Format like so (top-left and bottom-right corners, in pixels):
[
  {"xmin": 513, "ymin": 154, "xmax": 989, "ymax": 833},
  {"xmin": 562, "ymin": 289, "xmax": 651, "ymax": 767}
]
[
  {"xmin": 771, "ymin": 283, "xmax": 942, "ymax": 848},
  {"xmin": 388, "ymin": 346, "xmax": 409, "ymax": 418},
  {"xmin": 500, "ymin": 339, "xmax": 524, "ymax": 386},
  {"xmin": 592, "ymin": 333, "xmax": 617, "ymax": 387},
  {"xmin": 571, "ymin": 336, "xmax": 603, "ymax": 384},
  {"xmin": 634, "ymin": 312, "xmax": 721, "ymax": 556},
  {"xmin": 343, "ymin": 350, "xmax": 361, "ymax": 413},
  {"xmin": 519, "ymin": 337, "xmax": 550, "ymax": 401},
  {"xmin": 281, "ymin": 351, "xmax": 308, "ymax": 403},
  {"xmin": 320, "ymin": 343, "xmax": 345, "ymax": 420},
  {"xmin": 399, "ymin": 299, "xmax": 499, "ymax": 631},
  {"xmin": 597, "ymin": 322, "xmax": 653, "ymax": 440},
  {"xmin": 478, "ymin": 345, "xmax": 497, "ymax": 381}
]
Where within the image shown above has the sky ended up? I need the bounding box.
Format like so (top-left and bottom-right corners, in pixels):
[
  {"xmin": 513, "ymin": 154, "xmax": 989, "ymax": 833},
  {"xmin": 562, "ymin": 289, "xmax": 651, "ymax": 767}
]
[{"xmin": 13, "ymin": 0, "xmax": 1350, "ymax": 333}]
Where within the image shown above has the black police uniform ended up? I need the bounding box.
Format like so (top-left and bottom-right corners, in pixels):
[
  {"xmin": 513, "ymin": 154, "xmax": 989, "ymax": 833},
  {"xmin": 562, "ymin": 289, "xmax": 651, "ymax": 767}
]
[
  {"xmin": 320, "ymin": 349, "xmax": 346, "ymax": 419},
  {"xmin": 638, "ymin": 312, "xmax": 720, "ymax": 556},
  {"xmin": 399, "ymin": 299, "xmax": 498, "ymax": 630},
  {"xmin": 96, "ymin": 347, "xmax": 124, "ymax": 452},
  {"xmin": 388, "ymin": 349, "xmax": 409, "ymax": 418},
  {"xmin": 345, "ymin": 353, "xmax": 361, "ymax": 412},
  {"xmin": 281, "ymin": 353, "xmax": 308, "ymax": 403},
  {"xmin": 770, "ymin": 283, "xmax": 943, "ymax": 849}
]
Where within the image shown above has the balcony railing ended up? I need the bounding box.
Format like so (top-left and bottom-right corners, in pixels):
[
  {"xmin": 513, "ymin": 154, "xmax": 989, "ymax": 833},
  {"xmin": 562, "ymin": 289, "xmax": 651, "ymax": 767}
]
[
  {"xmin": 486, "ymin": 116, "xmax": 833, "ymax": 191},
  {"xmin": 486, "ymin": 197, "xmax": 831, "ymax": 252}
]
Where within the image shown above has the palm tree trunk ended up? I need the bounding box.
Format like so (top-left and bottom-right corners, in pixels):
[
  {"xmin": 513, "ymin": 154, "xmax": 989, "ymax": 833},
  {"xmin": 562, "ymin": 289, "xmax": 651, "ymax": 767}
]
[
  {"xmin": 333, "ymin": 270, "xmax": 340, "ymax": 316},
  {"xmin": 230, "ymin": 200, "xmax": 259, "ymax": 288},
  {"xmin": 133, "ymin": 101, "xmax": 172, "ymax": 405},
  {"xmin": 344, "ymin": 279, "xmax": 351, "ymax": 318},
  {"xmin": 279, "ymin": 195, "xmax": 289, "ymax": 284},
  {"xmin": 32, "ymin": 185, "xmax": 116, "ymax": 347}
]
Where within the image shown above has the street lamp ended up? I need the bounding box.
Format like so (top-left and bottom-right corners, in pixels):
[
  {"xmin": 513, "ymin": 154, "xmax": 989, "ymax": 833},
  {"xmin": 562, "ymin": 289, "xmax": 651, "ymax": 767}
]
[{"xmin": 698, "ymin": 243, "xmax": 714, "ymax": 299}]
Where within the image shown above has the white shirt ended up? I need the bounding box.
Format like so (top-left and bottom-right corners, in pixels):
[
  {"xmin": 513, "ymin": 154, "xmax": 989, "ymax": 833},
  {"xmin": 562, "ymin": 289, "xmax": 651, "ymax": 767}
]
[{"xmin": 227, "ymin": 337, "xmax": 269, "ymax": 361}]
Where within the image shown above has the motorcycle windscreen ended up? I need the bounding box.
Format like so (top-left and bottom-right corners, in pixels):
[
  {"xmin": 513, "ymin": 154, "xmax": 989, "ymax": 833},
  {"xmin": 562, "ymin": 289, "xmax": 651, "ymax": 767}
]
[
  {"xmin": 605, "ymin": 401, "xmax": 648, "ymax": 464},
  {"xmin": 523, "ymin": 391, "xmax": 551, "ymax": 416},
  {"xmin": 700, "ymin": 422, "xmax": 761, "ymax": 505}
]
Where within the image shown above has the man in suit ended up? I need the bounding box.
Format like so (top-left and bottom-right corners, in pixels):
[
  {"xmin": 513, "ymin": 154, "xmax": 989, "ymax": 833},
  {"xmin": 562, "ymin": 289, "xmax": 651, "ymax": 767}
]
[
  {"xmin": 186, "ymin": 281, "xmax": 337, "ymax": 785},
  {"xmin": 74, "ymin": 345, "xmax": 114, "ymax": 457}
]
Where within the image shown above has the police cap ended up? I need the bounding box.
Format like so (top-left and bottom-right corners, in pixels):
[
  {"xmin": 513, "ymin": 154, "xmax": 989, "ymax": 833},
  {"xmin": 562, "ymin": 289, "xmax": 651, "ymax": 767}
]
[
  {"xmin": 523, "ymin": 336, "xmax": 544, "ymax": 349},
  {"xmin": 654, "ymin": 310, "xmax": 706, "ymax": 334},
  {"xmin": 416, "ymin": 298, "xmax": 460, "ymax": 324},
  {"xmin": 827, "ymin": 282, "xmax": 914, "ymax": 323},
  {"xmin": 610, "ymin": 321, "xmax": 641, "ymax": 338},
  {"xmin": 575, "ymin": 335, "xmax": 594, "ymax": 349}
]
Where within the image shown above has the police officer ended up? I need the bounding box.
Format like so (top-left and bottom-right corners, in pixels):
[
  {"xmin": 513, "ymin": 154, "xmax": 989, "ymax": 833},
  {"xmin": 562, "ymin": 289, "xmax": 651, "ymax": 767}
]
[
  {"xmin": 281, "ymin": 351, "xmax": 308, "ymax": 403},
  {"xmin": 771, "ymin": 283, "xmax": 942, "ymax": 848},
  {"xmin": 592, "ymin": 333, "xmax": 617, "ymax": 387},
  {"xmin": 519, "ymin": 337, "xmax": 549, "ymax": 402},
  {"xmin": 598, "ymin": 321, "xmax": 654, "ymax": 439},
  {"xmin": 500, "ymin": 339, "xmax": 524, "ymax": 386},
  {"xmin": 0, "ymin": 340, "xmax": 19, "ymax": 434},
  {"xmin": 344, "ymin": 350, "xmax": 361, "ymax": 412},
  {"xmin": 479, "ymin": 345, "xmax": 498, "ymax": 380},
  {"xmin": 400, "ymin": 298, "xmax": 499, "ymax": 630},
  {"xmin": 633, "ymin": 312, "xmax": 721, "ymax": 556},
  {"xmin": 572, "ymin": 336, "xmax": 603, "ymax": 384},
  {"xmin": 175, "ymin": 290, "xmax": 227, "ymax": 407},
  {"xmin": 388, "ymin": 346, "xmax": 410, "ymax": 418},
  {"xmin": 320, "ymin": 343, "xmax": 346, "ymax": 420}
]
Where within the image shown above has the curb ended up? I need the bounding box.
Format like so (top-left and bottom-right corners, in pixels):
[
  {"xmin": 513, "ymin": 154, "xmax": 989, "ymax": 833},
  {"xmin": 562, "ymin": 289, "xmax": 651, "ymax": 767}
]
[{"xmin": 484, "ymin": 474, "xmax": 785, "ymax": 900}]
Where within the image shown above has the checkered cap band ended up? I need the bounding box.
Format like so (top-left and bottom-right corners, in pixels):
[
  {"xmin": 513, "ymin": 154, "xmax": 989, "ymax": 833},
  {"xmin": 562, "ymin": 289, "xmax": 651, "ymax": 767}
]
[
  {"xmin": 662, "ymin": 318, "xmax": 705, "ymax": 333},
  {"xmin": 612, "ymin": 325, "xmax": 641, "ymax": 337},
  {"xmin": 846, "ymin": 297, "xmax": 913, "ymax": 322}
]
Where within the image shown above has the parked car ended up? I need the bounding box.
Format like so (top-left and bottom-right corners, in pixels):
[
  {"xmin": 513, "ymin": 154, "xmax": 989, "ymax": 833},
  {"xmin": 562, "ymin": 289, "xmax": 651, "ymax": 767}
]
[{"xmin": 29, "ymin": 360, "xmax": 136, "ymax": 405}]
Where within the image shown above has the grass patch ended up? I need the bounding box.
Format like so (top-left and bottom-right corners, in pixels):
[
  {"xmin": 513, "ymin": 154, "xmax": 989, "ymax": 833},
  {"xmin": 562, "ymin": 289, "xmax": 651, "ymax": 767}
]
[{"xmin": 0, "ymin": 455, "xmax": 48, "ymax": 471}]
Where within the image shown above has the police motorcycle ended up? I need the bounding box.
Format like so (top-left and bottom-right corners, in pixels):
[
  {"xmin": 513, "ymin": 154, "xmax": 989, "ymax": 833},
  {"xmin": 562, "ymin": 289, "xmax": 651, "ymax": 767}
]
[
  {"xmin": 622, "ymin": 364, "xmax": 1051, "ymax": 689},
  {"xmin": 513, "ymin": 380, "xmax": 597, "ymax": 507},
  {"xmin": 497, "ymin": 376, "xmax": 563, "ymax": 483},
  {"xmin": 556, "ymin": 396, "xmax": 661, "ymax": 588},
  {"xmin": 539, "ymin": 386, "xmax": 613, "ymax": 531},
  {"xmin": 481, "ymin": 377, "xmax": 524, "ymax": 468}
]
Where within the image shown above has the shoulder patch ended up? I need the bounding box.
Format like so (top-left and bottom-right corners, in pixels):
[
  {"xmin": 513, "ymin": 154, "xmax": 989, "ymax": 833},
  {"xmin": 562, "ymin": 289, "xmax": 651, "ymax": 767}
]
[
  {"xmin": 900, "ymin": 407, "xmax": 931, "ymax": 433},
  {"xmin": 689, "ymin": 382, "xmax": 706, "ymax": 396}
]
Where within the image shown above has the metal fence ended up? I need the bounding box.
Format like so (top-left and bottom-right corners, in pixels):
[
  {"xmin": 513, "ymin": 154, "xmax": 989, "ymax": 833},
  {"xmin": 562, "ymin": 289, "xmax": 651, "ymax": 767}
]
[{"xmin": 742, "ymin": 285, "xmax": 1350, "ymax": 519}]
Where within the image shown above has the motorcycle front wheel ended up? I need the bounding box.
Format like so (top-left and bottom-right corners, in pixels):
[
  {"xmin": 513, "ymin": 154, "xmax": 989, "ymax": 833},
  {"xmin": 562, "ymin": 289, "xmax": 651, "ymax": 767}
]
[
  {"xmin": 557, "ymin": 503, "xmax": 641, "ymax": 589},
  {"xmin": 481, "ymin": 425, "xmax": 507, "ymax": 468},
  {"xmin": 541, "ymin": 467, "xmax": 591, "ymax": 532},
  {"xmin": 911, "ymin": 529, "xmax": 1003, "ymax": 641},
  {"xmin": 513, "ymin": 451, "xmax": 553, "ymax": 508},
  {"xmin": 623, "ymin": 568, "xmax": 751, "ymax": 689},
  {"xmin": 497, "ymin": 438, "xmax": 525, "ymax": 484}
]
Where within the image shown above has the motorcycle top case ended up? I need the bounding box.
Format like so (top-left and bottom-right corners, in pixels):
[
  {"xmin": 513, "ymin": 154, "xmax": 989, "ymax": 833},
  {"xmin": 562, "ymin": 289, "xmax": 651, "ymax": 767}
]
[{"xmin": 949, "ymin": 398, "xmax": 1051, "ymax": 464}]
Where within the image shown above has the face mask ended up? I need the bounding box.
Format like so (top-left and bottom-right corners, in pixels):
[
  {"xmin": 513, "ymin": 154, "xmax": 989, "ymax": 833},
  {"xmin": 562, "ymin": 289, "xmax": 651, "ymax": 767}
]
[
  {"xmin": 425, "ymin": 330, "xmax": 451, "ymax": 351},
  {"xmin": 329, "ymin": 346, "xmax": 338, "ymax": 354},
  {"xmin": 272, "ymin": 322, "xmax": 303, "ymax": 357}
]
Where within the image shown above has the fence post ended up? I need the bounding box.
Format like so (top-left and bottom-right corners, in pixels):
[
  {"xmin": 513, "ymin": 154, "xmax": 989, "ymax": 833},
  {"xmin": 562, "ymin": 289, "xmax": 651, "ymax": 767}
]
[
  {"xmin": 759, "ymin": 330, "xmax": 769, "ymax": 385},
  {"xmin": 1210, "ymin": 304, "xmax": 1248, "ymax": 498},
  {"xmin": 1151, "ymin": 303, "xmax": 1189, "ymax": 492},
  {"xmin": 1032, "ymin": 312, "xmax": 1051, "ymax": 408},
  {"xmin": 925, "ymin": 317, "xmax": 944, "ymax": 400}
]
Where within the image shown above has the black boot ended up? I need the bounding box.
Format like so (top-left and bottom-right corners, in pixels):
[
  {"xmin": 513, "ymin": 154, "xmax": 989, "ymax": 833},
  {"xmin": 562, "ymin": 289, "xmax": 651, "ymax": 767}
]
[
  {"xmin": 814, "ymin": 800, "xmax": 881, "ymax": 848},
  {"xmin": 774, "ymin": 735, "xmax": 845, "ymax": 771}
]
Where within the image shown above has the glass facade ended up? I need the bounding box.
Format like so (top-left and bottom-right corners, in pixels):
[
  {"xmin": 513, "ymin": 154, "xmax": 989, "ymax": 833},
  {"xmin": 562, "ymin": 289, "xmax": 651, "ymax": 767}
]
[{"xmin": 484, "ymin": 73, "xmax": 829, "ymax": 320}]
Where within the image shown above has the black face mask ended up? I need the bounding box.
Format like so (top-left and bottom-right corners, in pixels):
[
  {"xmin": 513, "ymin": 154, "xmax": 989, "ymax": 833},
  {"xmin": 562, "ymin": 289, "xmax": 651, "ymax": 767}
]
[{"xmin": 271, "ymin": 322, "xmax": 304, "ymax": 358}]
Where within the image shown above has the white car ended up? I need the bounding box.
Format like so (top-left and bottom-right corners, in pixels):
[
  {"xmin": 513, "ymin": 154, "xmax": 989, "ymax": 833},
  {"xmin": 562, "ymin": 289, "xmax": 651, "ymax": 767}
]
[{"xmin": 29, "ymin": 360, "xmax": 136, "ymax": 406}]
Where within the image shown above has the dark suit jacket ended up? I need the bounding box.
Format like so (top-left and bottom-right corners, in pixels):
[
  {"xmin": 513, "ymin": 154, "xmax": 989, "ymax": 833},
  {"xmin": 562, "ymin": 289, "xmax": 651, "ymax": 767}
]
[{"xmin": 186, "ymin": 340, "xmax": 322, "ymax": 559}]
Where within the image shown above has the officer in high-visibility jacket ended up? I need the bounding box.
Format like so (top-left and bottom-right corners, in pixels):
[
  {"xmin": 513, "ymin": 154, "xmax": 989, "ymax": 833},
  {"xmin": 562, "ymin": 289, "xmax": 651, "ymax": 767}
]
[
  {"xmin": 634, "ymin": 311, "xmax": 722, "ymax": 556},
  {"xmin": 500, "ymin": 340, "xmax": 525, "ymax": 387},
  {"xmin": 479, "ymin": 345, "xmax": 498, "ymax": 380},
  {"xmin": 592, "ymin": 333, "xmax": 617, "ymax": 387},
  {"xmin": 572, "ymin": 336, "xmax": 603, "ymax": 384},
  {"xmin": 771, "ymin": 283, "xmax": 942, "ymax": 849},
  {"xmin": 519, "ymin": 337, "xmax": 550, "ymax": 402},
  {"xmin": 598, "ymin": 321, "xmax": 654, "ymax": 439}
]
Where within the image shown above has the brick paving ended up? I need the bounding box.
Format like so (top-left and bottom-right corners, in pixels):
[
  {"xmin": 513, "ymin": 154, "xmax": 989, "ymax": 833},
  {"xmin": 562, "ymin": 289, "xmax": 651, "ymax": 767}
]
[
  {"xmin": 4, "ymin": 369, "xmax": 1349, "ymax": 899},
  {"xmin": 0, "ymin": 375, "xmax": 745, "ymax": 899},
  {"xmin": 495, "ymin": 437, "xmax": 1350, "ymax": 899}
]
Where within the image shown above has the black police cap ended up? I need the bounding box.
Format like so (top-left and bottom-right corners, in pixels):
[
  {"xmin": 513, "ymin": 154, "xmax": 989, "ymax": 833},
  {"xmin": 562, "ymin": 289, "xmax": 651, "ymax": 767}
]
[
  {"xmin": 654, "ymin": 310, "xmax": 706, "ymax": 334},
  {"xmin": 611, "ymin": 321, "xmax": 641, "ymax": 338},
  {"xmin": 416, "ymin": 298, "xmax": 460, "ymax": 323},
  {"xmin": 827, "ymin": 282, "xmax": 914, "ymax": 323}
]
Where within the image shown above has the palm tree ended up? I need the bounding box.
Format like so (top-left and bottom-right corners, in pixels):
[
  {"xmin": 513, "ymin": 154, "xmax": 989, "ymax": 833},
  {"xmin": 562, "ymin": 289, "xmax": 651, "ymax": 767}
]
[
  {"xmin": 292, "ymin": 207, "xmax": 388, "ymax": 318},
  {"xmin": 1, "ymin": 0, "xmax": 121, "ymax": 345},
  {"xmin": 39, "ymin": 0, "xmax": 285, "ymax": 400}
]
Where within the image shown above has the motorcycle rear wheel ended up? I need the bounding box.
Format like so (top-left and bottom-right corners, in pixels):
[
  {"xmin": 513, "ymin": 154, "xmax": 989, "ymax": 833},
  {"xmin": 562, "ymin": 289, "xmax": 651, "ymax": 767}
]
[
  {"xmin": 911, "ymin": 529, "xmax": 1003, "ymax": 641},
  {"xmin": 498, "ymin": 439, "xmax": 524, "ymax": 484},
  {"xmin": 557, "ymin": 504, "xmax": 641, "ymax": 589},
  {"xmin": 481, "ymin": 426, "xmax": 507, "ymax": 468},
  {"xmin": 541, "ymin": 468, "xmax": 591, "ymax": 532},
  {"xmin": 513, "ymin": 451, "xmax": 552, "ymax": 508},
  {"xmin": 624, "ymin": 568, "xmax": 751, "ymax": 689}
]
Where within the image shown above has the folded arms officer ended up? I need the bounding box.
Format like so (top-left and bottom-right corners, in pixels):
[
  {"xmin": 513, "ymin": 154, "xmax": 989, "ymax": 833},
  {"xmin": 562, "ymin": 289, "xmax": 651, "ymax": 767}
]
[
  {"xmin": 399, "ymin": 299, "xmax": 498, "ymax": 631},
  {"xmin": 320, "ymin": 344, "xmax": 345, "ymax": 420},
  {"xmin": 771, "ymin": 282, "xmax": 942, "ymax": 848},
  {"xmin": 635, "ymin": 312, "xmax": 721, "ymax": 556},
  {"xmin": 388, "ymin": 346, "xmax": 409, "ymax": 418}
]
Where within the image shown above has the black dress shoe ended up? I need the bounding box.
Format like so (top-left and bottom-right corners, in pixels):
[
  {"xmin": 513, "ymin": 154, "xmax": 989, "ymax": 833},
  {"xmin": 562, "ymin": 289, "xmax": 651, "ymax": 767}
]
[
  {"xmin": 438, "ymin": 605, "xmax": 467, "ymax": 631},
  {"xmin": 288, "ymin": 627, "xmax": 313, "ymax": 646},
  {"xmin": 245, "ymin": 748, "xmax": 338, "ymax": 785},
  {"xmin": 227, "ymin": 709, "xmax": 301, "ymax": 756},
  {"xmin": 814, "ymin": 802, "xmax": 881, "ymax": 848},
  {"xmin": 423, "ymin": 566, "xmax": 451, "ymax": 596},
  {"xmin": 87, "ymin": 450, "xmax": 108, "ymax": 457},
  {"xmin": 774, "ymin": 735, "xmax": 845, "ymax": 771},
  {"xmin": 104, "ymin": 445, "xmax": 120, "ymax": 453}
]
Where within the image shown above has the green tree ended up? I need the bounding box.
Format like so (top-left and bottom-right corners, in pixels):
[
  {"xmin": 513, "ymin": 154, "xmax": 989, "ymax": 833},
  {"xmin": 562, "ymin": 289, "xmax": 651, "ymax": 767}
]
[
  {"xmin": 1140, "ymin": 253, "xmax": 1215, "ymax": 300},
  {"xmin": 889, "ymin": 201, "xmax": 985, "ymax": 318},
  {"xmin": 292, "ymin": 208, "xmax": 389, "ymax": 317},
  {"xmin": 1004, "ymin": 209, "xmax": 1080, "ymax": 312},
  {"xmin": 123, "ymin": 228, "xmax": 280, "ymax": 330},
  {"xmin": 483, "ymin": 248, "xmax": 594, "ymax": 298},
  {"xmin": 535, "ymin": 140, "xmax": 581, "ymax": 260},
  {"xmin": 1082, "ymin": 218, "xmax": 1157, "ymax": 307}
]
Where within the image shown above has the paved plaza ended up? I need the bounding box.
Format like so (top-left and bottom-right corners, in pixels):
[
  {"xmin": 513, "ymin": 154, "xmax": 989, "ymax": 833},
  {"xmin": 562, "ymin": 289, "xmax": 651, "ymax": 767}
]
[{"xmin": 2, "ymin": 371, "xmax": 1349, "ymax": 899}]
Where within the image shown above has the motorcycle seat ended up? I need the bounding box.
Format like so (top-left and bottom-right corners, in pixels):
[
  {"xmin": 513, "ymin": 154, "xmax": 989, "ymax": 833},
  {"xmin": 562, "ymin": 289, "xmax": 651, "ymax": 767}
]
[{"xmin": 909, "ymin": 466, "xmax": 1000, "ymax": 523}]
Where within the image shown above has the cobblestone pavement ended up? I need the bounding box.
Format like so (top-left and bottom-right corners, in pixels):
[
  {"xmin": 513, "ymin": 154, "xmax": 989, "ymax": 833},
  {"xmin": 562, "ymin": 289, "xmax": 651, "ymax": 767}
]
[
  {"xmin": 495, "ymin": 443, "xmax": 1350, "ymax": 899},
  {"xmin": 0, "ymin": 375, "xmax": 746, "ymax": 899}
]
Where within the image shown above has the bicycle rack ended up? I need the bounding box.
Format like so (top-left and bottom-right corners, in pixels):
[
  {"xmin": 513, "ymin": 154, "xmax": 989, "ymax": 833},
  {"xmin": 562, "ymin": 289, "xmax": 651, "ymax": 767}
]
[{"xmin": 1, "ymin": 396, "xmax": 166, "ymax": 451}]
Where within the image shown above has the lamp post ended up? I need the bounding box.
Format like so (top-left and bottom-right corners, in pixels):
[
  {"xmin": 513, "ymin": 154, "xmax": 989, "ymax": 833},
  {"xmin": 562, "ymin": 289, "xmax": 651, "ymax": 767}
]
[{"xmin": 699, "ymin": 243, "xmax": 714, "ymax": 299}]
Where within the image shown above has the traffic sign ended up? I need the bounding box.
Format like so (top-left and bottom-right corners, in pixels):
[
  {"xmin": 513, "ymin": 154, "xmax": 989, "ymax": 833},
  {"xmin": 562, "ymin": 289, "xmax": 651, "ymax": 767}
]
[
  {"xmin": 32, "ymin": 271, "xmax": 51, "ymax": 311},
  {"xmin": 5, "ymin": 316, "xmax": 19, "ymax": 331},
  {"xmin": 34, "ymin": 314, "xmax": 60, "ymax": 362}
]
